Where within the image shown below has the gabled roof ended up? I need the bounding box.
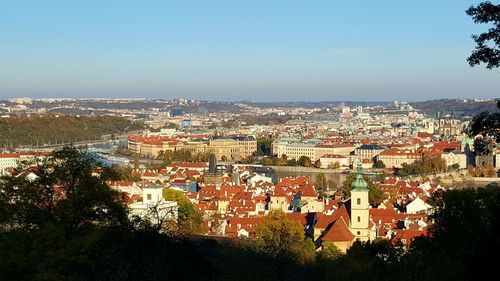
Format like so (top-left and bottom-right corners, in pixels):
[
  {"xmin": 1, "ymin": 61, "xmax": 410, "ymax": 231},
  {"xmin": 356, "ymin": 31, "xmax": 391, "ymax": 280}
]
[{"xmin": 321, "ymin": 217, "xmax": 354, "ymax": 242}]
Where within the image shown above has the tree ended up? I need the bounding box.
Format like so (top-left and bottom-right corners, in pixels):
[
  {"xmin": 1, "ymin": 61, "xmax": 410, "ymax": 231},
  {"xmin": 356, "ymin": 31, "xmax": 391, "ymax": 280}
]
[
  {"xmin": 276, "ymin": 155, "xmax": 288, "ymax": 166},
  {"xmin": 134, "ymin": 153, "xmax": 140, "ymax": 169},
  {"xmin": 373, "ymin": 160, "xmax": 386, "ymax": 169},
  {"xmin": 314, "ymin": 159, "xmax": 322, "ymax": 168},
  {"xmin": 0, "ymin": 146, "xmax": 129, "ymax": 232},
  {"xmin": 163, "ymin": 189, "xmax": 201, "ymax": 234},
  {"xmin": 298, "ymin": 156, "xmax": 312, "ymax": 167},
  {"xmin": 328, "ymin": 161, "xmax": 341, "ymax": 169},
  {"xmin": 466, "ymin": 2, "xmax": 500, "ymax": 69},
  {"xmin": 402, "ymin": 188, "xmax": 500, "ymax": 280},
  {"xmin": 287, "ymin": 158, "xmax": 297, "ymax": 166},
  {"xmin": 316, "ymin": 173, "xmax": 328, "ymax": 198},
  {"xmin": 397, "ymin": 156, "xmax": 447, "ymax": 176},
  {"xmin": 255, "ymin": 210, "xmax": 304, "ymax": 256},
  {"xmin": 341, "ymin": 174, "xmax": 384, "ymax": 207},
  {"xmin": 103, "ymin": 165, "xmax": 141, "ymax": 182},
  {"xmin": 260, "ymin": 156, "xmax": 275, "ymax": 166},
  {"xmin": 465, "ymin": 100, "xmax": 500, "ymax": 155},
  {"xmin": 317, "ymin": 241, "xmax": 343, "ymax": 261}
]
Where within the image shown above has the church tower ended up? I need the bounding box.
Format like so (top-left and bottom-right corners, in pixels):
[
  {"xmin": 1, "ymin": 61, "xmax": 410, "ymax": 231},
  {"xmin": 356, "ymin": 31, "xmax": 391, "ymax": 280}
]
[{"xmin": 350, "ymin": 161, "xmax": 370, "ymax": 242}]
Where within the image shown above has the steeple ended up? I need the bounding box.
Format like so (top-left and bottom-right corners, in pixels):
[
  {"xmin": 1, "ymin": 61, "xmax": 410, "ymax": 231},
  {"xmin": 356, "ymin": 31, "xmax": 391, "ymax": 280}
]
[
  {"xmin": 350, "ymin": 160, "xmax": 371, "ymax": 242},
  {"xmin": 351, "ymin": 161, "xmax": 368, "ymax": 191}
]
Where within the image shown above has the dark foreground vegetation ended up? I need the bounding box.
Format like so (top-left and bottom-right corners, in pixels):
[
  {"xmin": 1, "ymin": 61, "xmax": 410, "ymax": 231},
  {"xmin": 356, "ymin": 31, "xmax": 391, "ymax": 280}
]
[{"xmin": 0, "ymin": 147, "xmax": 498, "ymax": 281}]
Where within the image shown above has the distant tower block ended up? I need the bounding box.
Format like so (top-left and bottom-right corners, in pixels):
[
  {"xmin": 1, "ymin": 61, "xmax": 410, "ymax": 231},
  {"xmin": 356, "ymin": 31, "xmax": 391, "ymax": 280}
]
[{"xmin": 209, "ymin": 154, "xmax": 217, "ymax": 174}]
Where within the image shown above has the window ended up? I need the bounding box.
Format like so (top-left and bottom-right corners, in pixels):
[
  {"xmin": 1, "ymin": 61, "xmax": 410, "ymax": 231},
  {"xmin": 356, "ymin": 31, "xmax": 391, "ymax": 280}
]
[
  {"xmin": 357, "ymin": 216, "xmax": 361, "ymax": 222},
  {"xmin": 357, "ymin": 198, "xmax": 361, "ymax": 205},
  {"xmin": 357, "ymin": 231, "xmax": 361, "ymax": 235},
  {"xmin": 147, "ymin": 194, "xmax": 152, "ymax": 200}
]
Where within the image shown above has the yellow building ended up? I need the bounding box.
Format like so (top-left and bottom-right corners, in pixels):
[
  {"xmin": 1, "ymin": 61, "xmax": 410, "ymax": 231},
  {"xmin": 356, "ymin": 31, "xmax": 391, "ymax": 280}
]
[
  {"xmin": 350, "ymin": 163, "xmax": 371, "ymax": 242},
  {"xmin": 128, "ymin": 135, "xmax": 256, "ymax": 161}
]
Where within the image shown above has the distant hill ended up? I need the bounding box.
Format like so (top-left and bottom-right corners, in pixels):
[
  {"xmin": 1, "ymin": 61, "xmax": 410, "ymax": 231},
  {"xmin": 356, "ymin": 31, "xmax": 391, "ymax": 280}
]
[
  {"xmin": 248, "ymin": 101, "xmax": 390, "ymax": 109},
  {"xmin": 0, "ymin": 115, "xmax": 144, "ymax": 148},
  {"xmin": 410, "ymin": 99, "xmax": 498, "ymax": 118}
]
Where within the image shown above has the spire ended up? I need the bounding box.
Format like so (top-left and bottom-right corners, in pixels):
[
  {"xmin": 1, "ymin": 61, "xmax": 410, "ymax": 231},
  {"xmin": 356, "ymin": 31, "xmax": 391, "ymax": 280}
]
[{"xmin": 351, "ymin": 160, "xmax": 368, "ymax": 191}]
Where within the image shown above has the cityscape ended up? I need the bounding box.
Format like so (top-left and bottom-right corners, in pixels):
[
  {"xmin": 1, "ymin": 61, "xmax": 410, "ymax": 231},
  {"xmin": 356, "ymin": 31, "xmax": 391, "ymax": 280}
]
[{"xmin": 0, "ymin": 1, "xmax": 499, "ymax": 281}]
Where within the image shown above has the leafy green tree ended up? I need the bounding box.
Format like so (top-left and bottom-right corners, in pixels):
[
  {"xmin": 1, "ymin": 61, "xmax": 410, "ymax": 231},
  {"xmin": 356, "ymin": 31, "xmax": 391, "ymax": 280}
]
[
  {"xmin": 0, "ymin": 146, "xmax": 128, "ymax": 231},
  {"xmin": 466, "ymin": 2, "xmax": 500, "ymax": 69},
  {"xmin": 465, "ymin": 100, "xmax": 500, "ymax": 155},
  {"xmin": 341, "ymin": 174, "xmax": 384, "ymax": 207},
  {"xmin": 287, "ymin": 158, "xmax": 297, "ymax": 166},
  {"xmin": 317, "ymin": 241, "xmax": 343, "ymax": 261},
  {"xmin": 401, "ymin": 188, "xmax": 500, "ymax": 281},
  {"xmin": 276, "ymin": 157, "xmax": 288, "ymax": 166},
  {"xmin": 163, "ymin": 189, "xmax": 201, "ymax": 234},
  {"xmin": 398, "ymin": 156, "xmax": 447, "ymax": 176},
  {"xmin": 103, "ymin": 165, "xmax": 142, "ymax": 182},
  {"xmin": 298, "ymin": 156, "xmax": 312, "ymax": 167},
  {"xmin": 373, "ymin": 160, "xmax": 386, "ymax": 169},
  {"xmin": 259, "ymin": 156, "xmax": 276, "ymax": 166},
  {"xmin": 255, "ymin": 210, "xmax": 304, "ymax": 256}
]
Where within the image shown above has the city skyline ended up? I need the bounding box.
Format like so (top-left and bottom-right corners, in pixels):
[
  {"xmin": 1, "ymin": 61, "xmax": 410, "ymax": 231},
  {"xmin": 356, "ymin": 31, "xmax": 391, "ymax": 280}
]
[{"xmin": 1, "ymin": 0, "xmax": 499, "ymax": 101}]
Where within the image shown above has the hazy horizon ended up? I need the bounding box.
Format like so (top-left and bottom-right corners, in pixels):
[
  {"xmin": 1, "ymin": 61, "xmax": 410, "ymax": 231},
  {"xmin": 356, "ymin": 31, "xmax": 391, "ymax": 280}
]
[{"xmin": 1, "ymin": 1, "xmax": 499, "ymax": 101}]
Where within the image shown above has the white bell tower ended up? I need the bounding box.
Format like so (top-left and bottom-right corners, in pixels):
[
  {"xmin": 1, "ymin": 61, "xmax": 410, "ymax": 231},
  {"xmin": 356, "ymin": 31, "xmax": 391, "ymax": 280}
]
[{"xmin": 350, "ymin": 161, "xmax": 370, "ymax": 242}]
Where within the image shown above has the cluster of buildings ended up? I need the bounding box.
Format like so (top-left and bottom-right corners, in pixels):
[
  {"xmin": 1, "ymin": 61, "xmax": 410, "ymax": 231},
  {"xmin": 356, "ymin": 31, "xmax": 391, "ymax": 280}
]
[
  {"xmin": 128, "ymin": 133, "xmax": 257, "ymax": 161},
  {"xmin": 272, "ymin": 135, "xmax": 478, "ymax": 170},
  {"xmin": 108, "ymin": 159, "xmax": 441, "ymax": 253},
  {"xmin": 0, "ymin": 151, "xmax": 50, "ymax": 175}
]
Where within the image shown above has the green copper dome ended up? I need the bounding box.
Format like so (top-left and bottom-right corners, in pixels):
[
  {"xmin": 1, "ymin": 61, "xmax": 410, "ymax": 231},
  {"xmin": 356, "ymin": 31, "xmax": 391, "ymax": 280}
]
[
  {"xmin": 351, "ymin": 161, "xmax": 368, "ymax": 191},
  {"xmin": 460, "ymin": 137, "xmax": 474, "ymax": 146}
]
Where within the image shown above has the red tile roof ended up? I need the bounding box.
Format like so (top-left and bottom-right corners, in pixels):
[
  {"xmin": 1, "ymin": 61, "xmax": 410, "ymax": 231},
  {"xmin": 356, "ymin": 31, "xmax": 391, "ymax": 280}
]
[{"xmin": 321, "ymin": 217, "xmax": 354, "ymax": 242}]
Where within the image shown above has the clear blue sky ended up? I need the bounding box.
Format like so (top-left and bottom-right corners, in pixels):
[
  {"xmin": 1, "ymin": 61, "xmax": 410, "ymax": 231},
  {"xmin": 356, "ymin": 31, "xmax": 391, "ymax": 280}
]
[{"xmin": 0, "ymin": 0, "xmax": 498, "ymax": 101}]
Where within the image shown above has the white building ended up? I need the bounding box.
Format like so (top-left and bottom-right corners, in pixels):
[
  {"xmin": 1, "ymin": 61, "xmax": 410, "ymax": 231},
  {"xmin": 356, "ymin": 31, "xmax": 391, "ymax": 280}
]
[
  {"xmin": 319, "ymin": 154, "xmax": 349, "ymax": 169},
  {"xmin": 441, "ymin": 151, "xmax": 467, "ymax": 169},
  {"xmin": 129, "ymin": 185, "xmax": 178, "ymax": 228},
  {"xmin": 0, "ymin": 152, "xmax": 48, "ymax": 175},
  {"xmin": 406, "ymin": 197, "xmax": 431, "ymax": 214}
]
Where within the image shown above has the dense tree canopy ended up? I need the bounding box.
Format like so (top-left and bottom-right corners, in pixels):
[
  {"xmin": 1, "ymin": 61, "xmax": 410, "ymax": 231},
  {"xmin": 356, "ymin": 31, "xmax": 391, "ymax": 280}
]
[
  {"xmin": 0, "ymin": 115, "xmax": 144, "ymax": 148},
  {"xmin": 397, "ymin": 156, "xmax": 447, "ymax": 176}
]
